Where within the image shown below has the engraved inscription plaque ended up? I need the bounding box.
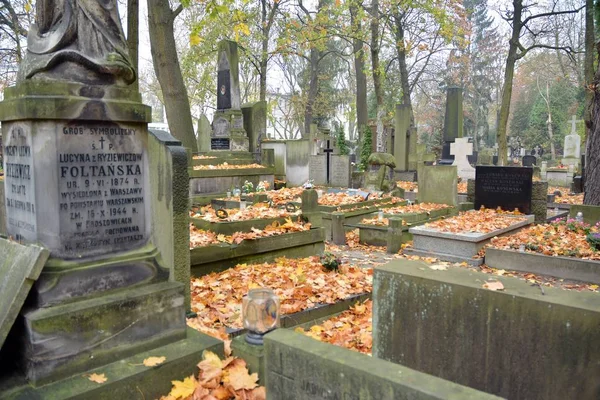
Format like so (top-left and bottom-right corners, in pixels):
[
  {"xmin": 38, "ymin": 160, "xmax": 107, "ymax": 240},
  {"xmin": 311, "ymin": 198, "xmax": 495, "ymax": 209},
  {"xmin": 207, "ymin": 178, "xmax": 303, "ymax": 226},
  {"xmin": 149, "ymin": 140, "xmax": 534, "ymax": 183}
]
[
  {"xmin": 213, "ymin": 117, "xmax": 230, "ymax": 137},
  {"xmin": 211, "ymin": 138, "xmax": 230, "ymax": 150},
  {"xmin": 3, "ymin": 121, "xmax": 150, "ymax": 259},
  {"xmin": 3, "ymin": 123, "xmax": 36, "ymax": 243},
  {"xmin": 57, "ymin": 122, "xmax": 149, "ymax": 256},
  {"xmin": 475, "ymin": 166, "xmax": 533, "ymax": 214}
]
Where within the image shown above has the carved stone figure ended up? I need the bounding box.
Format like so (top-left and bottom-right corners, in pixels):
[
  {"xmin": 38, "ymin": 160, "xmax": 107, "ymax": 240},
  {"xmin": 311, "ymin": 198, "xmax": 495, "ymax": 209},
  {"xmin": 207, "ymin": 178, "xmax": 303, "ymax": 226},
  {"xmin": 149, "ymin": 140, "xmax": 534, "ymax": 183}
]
[{"xmin": 18, "ymin": 0, "xmax": 135, "ymax": 85}]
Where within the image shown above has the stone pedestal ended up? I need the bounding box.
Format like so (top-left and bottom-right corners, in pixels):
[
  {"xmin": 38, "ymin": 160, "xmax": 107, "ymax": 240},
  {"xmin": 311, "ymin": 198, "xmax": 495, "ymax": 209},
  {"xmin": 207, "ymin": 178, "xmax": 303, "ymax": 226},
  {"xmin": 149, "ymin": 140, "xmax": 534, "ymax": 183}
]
[
  {"xmin": 211, "ymin": 109, "xmax": 249, "ymax": 151},
  {"xmin": 0, "ymin": 81, "xmax": 188, "ymax": 388},
  {"xmin": 439, "ymin": 87, "xmax": 463, "ymax": 165}
]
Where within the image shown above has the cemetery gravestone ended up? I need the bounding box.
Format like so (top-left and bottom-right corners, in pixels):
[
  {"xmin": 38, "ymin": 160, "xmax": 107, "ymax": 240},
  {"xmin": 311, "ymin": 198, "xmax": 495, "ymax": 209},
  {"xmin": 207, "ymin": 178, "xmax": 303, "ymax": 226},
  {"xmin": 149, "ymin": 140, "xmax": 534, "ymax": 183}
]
[
  {"xmin": 439, "ymin": 86, "xmax": 464, "ymax": 165},
  {"xmin": 417, "ymin": 165, "xmax": 458, "ymax": 206},
  {"xmin": 474, "ymin": 166, "xmax": 533, "ymax": 214},
  {"xmin": 211, "ymin": 40, "xmax": 248, "ymax": 151},
  {"xmin": 0, "ymin": 0, "xmax": 219, "ymax": 392},
  {"xmin": 393, "ymin": 104, "xmax": 411, "ymax": 171},
  {"xmin": 196, "ymin": 114, "xmax": 211, "ymax": 153},
  {"xmin": 562, "ymin": 115, "xmax": 582, "ymax": 167},
  {"xmin": 450, "ymin": 137, "xmax": 476, "ymax": 180},
  {"xmin": 522, "ymin": 155, "xmax": 536, "ymax": 166},
  {"xmin": 330, "ymin": 154, "xmax": 351, "ymax": 187},
  {"xmin": 309, "ymin": 155, "xmax": 327, "ymax": 186},
  {"xmin": 241, "ymin": 101, "xmax": 267, "ymax": 154}
]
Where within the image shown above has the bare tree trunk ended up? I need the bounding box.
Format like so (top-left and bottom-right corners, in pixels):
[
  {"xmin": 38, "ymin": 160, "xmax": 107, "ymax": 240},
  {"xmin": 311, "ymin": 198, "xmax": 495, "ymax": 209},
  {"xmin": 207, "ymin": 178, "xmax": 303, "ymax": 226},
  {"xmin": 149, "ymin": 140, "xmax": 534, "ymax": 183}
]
[
  {"xmin": 394, "ymin": 12, "xmax": 413, "ymax": 121},
  {"xmin": 147, "ymin": 0, "xmax": 197, "ymax": 151},
  {"xmin": 585, "ymin": 63, "xmax": 600, "ymax": 204},
  {"xmin": 259, "ymin": 0, "xmax": 279, "ymax": 103},
  {"xmin": 127, "ymin": 0, "xmax": 139, "ymax": 91},
  {"xmin": 496, "ymin": 0, "xmax": 523, "ymax": 166},
  {"xmin": 370, "ymin": 0, "xmax": 384, "ymax": 152},
  {"xmin": 584, "ymin": 0, "xmax": 594, "ymax": 141},
  {"xmin": 350, "ymin": 1, "xmax": 368, "ymax": 150},
  {"xmin": 304, "ymin": 48, "xmax": 320, "ymax": 137},
  {"xmin": 538, "ymin": 79, "xmax": 556, "ymax": 159}
]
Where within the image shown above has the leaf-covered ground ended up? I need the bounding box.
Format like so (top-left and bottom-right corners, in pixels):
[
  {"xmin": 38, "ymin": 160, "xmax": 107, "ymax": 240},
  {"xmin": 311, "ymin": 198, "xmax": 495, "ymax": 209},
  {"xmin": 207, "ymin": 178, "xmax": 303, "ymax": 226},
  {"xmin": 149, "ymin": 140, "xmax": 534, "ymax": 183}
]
[
  {"xmin": 424, "ymin": 208, "xmax": 526, "ymax": 234},
  {"xmin": 160, "ymin": 351, "xmax": 265, "ymax": 400},
  {"xmin": 190, "ymin": 219, "xmax": 310, "ymax": 249},
  {"xmin": 193, "ymin": 163, "xmax": 266, "ymax": 170},
  {"xmin": 298, "ymin": 300, "xmax": 373, "ymax": 354},
  {"xmin": 190, "ymin": 204, "xmax": 299, "ymax": 222},
  {"xmin": 396, "ymin": 180, "xmax": 468, "ymax": 193},
  {"xmin": 187, "ymin": 257, "xmax": 372, "ymax": 339},
  {"xmin": 548, "ymin": 186, "xmax": 584, "ymax": 205},
  {"xmin": 487, "ymin": 219, "xmax": 600, "ymax": 260}
]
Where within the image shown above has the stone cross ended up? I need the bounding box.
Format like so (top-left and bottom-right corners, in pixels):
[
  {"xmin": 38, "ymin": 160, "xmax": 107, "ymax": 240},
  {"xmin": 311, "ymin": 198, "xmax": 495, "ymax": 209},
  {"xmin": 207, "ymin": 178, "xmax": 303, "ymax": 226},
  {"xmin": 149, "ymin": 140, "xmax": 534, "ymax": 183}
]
[
  {"xmin": 450, "ymin": 137, "xmax": 475, "ymax": 180},
  {"xmin": 569, "ymin": 115, "xmax": 583, "ymax": 135}
]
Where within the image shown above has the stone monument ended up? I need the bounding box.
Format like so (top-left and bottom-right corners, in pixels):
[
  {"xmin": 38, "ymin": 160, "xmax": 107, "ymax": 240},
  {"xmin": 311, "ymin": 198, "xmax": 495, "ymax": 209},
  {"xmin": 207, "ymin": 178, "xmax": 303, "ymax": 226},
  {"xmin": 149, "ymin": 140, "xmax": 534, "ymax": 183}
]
[
  {"xmin": 393, "ymin": 104, "xmax": 412, "ymax": 171},
  {"xmin": 211, "ymin": 40, "xmax": 248, "ymax": 151},
  {"xmin": 561, "ymin": 115, "xmax": 582, "ymax": 167},
  {"xmin": 439, "ymin": 87, "xmax": 464, "ymax": 165},
  {"xmin": 450, "ymin": 137, "xmax": 475, "ymax": 180},
  {"xmin": 0, "ymin": 0, "xmax": 220, "ymax": 396}
]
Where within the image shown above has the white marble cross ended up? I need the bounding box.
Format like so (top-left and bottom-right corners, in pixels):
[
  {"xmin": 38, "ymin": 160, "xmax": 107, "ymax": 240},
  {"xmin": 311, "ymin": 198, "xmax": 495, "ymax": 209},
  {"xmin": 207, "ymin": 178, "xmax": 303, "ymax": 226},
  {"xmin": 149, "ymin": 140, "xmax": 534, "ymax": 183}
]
[
  {"xmin": 450, "ymin": 137, "xmax": 475, "ymax": 180},
  {"xmin": 569, "ymin": 115, "xmax": 583, "ymax": 135}
]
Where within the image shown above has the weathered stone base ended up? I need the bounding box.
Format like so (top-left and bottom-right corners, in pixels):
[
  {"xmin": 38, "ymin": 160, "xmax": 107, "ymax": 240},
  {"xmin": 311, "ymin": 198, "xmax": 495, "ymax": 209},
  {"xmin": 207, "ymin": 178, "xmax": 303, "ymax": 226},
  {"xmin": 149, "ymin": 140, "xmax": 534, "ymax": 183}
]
[
  {"xmin": 264, "ymin": 329, "xmax": 499, "ymax": 400},
  {"xmin": 0, "ymin": 328, "xmax": 223, "ymax": 400},
  {"xmin": 485, "ymin": 247, "xmax": 600, "ymax": 284},
  {"xmin": 373, "ymin": 259, "xmax": 600, "ymax": 400},
  {"xmin": 32, "ymin": 245, "xmax": 169, "ymax": 307},
  {"xmin": 21, "ymin": 281, "xmax": 186, "ymax": 385}
]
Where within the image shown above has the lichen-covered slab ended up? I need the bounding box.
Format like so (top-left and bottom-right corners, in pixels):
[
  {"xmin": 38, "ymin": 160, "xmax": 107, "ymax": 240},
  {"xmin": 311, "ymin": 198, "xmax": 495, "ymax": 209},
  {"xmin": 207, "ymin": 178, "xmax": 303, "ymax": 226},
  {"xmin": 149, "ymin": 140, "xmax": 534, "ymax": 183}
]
[{"xmin": 0, "ymin": 238, "xmax": 49, "ymax": 349}]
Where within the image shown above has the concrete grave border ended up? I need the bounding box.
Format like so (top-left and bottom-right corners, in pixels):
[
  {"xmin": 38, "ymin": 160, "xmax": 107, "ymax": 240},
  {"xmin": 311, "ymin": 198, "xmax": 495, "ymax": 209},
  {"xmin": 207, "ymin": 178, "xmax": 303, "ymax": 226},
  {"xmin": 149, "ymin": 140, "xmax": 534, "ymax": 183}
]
[{"xmin": 485, "ymin": 247, "xmax": 600, "ymax": 284}]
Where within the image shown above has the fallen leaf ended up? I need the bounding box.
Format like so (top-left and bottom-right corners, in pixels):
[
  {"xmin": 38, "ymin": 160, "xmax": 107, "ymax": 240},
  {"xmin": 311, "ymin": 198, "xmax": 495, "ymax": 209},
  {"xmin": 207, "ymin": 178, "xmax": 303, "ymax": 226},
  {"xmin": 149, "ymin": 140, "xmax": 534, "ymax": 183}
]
[
  {"xmin": 168, "ymin": 376, "xmax": 197, "ymax": 399},
  {"xmin": 483, "ymin": 280, "xmax": 505, "ymax": 291},
  {"xmin": 223, "ymin": 363, "xmax": 258, "ymax": 391},
  {"xmin": 87, "ymin": 373, "xmax": 107, "ymax": 384},
  {"xmin": 143, "ymin": 356, "xmax": 166, "ymax": 367}
]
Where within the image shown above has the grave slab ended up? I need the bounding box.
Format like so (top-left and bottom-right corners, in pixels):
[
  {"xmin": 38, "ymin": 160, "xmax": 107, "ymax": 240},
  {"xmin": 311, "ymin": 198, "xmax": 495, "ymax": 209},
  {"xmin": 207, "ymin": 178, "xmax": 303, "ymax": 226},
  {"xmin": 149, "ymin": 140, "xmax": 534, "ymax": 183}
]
[
  {"xmin": 373, "ymin": 259, "xmax": 600, "ymax": 400},
  {"xmin": 0, "ymin": 238, "xmax": 49, "ymax": 349},
  {"xmin": 406, "ymin": 214, "xmax": 534, "ymax": 265}
]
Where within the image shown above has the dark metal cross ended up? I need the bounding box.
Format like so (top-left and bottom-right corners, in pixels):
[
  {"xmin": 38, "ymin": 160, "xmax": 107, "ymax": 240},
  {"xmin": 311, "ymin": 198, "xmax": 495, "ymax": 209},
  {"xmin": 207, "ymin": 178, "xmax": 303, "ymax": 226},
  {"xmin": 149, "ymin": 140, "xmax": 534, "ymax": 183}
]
[{"xmin": 323, "ymin": 139, "xmax": 334, "ymax": 184}]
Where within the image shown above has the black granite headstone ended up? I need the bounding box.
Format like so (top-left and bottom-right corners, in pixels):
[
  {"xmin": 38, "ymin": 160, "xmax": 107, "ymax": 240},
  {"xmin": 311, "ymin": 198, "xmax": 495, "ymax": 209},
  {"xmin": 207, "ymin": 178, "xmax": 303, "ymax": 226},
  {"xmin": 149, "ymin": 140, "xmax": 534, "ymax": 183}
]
[
  {"xmin": 522, "ymin": 155, "xmax": 536, "ymax": 166},
  {"xmin": 211, "ymin": 138, "xmax": 230, "ymax": 150},
  {"xmin": 474, "ymin": 166, "xmax": 533, "ymax": 214},
  {"xmin": 217, "ymin": 70, "xmax": 231, "ymax": 110}
]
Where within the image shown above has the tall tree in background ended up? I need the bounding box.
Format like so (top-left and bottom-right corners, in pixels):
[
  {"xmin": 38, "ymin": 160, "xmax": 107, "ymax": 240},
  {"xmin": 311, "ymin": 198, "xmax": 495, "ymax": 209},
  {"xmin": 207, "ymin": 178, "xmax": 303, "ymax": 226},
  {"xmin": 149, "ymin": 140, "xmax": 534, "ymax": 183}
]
[
  {"xmin": 369, "ymin": 0, "xmax": 384, "ymax": 151},
  {"xmin": 0, "ymin": 0, "xmax": 32, "ymax": 86},
  {"xmin": 496, "ymin": 0, "xmax": 583, "ymax": 165},
  {"xmin": 585, "ymin": 0, "xmax": 600, "ymax": 204},
  {"xmin": 147, "ymin": 0, "xmax": 197, "ymax": 150},
  {"xmin": 463, "ymin": 0, "xmax": 502, "ymax": 149},
  {"xmin": 349, "ymin": 0, "xmax": 369, "ymax": 149}
]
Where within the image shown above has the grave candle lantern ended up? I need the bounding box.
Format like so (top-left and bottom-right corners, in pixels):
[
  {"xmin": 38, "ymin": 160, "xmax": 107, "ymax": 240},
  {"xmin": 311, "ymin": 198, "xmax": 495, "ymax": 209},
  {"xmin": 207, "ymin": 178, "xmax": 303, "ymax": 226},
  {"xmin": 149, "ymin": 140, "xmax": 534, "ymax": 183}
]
[{"xmin": 243, "ymin": 288, "xmax": 280, "ymax": 345}]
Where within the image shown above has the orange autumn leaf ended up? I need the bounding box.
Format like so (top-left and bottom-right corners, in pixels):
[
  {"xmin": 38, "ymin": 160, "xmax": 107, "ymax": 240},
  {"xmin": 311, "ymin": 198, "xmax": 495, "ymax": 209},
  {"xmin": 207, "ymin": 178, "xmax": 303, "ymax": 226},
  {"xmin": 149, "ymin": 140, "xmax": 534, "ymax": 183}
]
[
  {"xmin": 143, "ymin": 356, "xmax": 166, "ymax": 367},
  {"xmin": 223, "ymin": 362, "xmax": 258, "ymax": 391}
]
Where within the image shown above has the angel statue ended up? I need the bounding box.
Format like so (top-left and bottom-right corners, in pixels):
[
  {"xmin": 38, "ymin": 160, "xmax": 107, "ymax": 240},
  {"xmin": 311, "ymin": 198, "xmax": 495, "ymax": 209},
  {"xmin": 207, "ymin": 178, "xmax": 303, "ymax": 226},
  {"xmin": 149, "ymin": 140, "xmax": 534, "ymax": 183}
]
[{"xmin": 18, "ymin": 0, "xmax": 135, "ymax": 86}]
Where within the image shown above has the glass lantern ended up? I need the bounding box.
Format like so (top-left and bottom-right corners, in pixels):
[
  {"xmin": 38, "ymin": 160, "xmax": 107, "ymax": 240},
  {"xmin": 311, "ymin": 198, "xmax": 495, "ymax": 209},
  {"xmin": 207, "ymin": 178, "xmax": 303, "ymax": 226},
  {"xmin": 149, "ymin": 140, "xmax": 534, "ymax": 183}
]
[{"xmin": 242, "ymin": 288, "xmax": 280, "ymax": 345}]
